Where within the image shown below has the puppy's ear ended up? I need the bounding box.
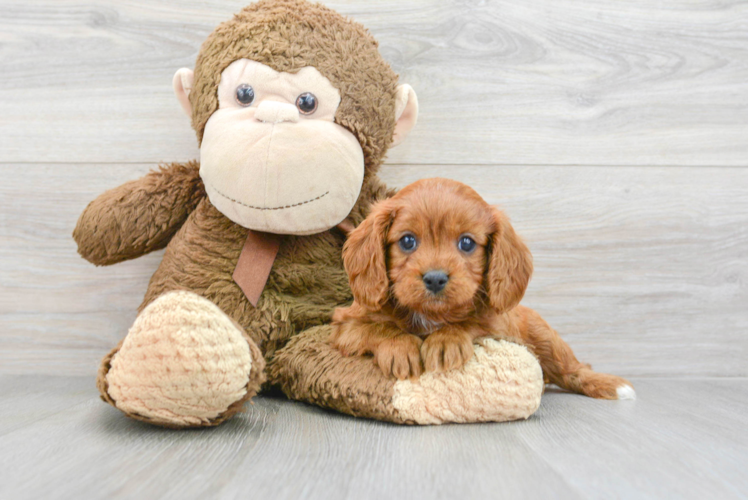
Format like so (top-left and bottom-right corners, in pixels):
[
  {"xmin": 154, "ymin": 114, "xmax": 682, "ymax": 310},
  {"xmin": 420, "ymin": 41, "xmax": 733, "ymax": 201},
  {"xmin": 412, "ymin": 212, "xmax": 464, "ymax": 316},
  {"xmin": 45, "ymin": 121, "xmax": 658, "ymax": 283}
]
[
  {"xmin": 486, "ymin": 207, "xmax": 533, "ymax": 314},
  {"xmin": 343, "ymin": 200, "xmax": 395, "ymax": 309}
]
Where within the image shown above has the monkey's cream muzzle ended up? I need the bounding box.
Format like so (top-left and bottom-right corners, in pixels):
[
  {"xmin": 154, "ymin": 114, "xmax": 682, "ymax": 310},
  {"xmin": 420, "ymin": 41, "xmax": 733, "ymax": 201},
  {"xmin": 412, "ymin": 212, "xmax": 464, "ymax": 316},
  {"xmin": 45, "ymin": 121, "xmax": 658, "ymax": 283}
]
[
  {"xmin": 198, "ymin": 59, "xmax": 365, "ymax": 236},
  {"xmin": 200, "ymin": 105, "xmax": 364, "ymax": 235}
]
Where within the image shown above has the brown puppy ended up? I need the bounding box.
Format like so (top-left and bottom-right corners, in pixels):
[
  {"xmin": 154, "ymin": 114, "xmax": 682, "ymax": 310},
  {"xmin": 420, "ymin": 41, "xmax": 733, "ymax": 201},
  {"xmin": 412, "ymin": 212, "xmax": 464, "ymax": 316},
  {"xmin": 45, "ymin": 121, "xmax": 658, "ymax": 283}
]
[{"xmin": 331, "ymin": 178, "xmax": 635, "ymax": 400}]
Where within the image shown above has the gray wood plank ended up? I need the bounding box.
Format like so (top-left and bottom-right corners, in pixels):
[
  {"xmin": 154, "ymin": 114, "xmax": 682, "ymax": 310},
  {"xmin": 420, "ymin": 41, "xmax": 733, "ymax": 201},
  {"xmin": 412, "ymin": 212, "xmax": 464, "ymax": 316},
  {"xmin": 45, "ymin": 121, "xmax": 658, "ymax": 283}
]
[
  {"xmin": 0, "ymin": 376, "xmax": 745, "ymax": 500},
  {"xmin": 1, "ymin": 163, "xmax": 746, "ymax": 377},
  {"xmin": 0, "ymin": 375, "xmax": 93, "ymax": 437},
  {"xmin": 1, "ymin": 0, "xmax": 747, "ymax": 166},
  {"xmin": 519, "ymin": 380, "xmax": 748, "ymax": 499}
]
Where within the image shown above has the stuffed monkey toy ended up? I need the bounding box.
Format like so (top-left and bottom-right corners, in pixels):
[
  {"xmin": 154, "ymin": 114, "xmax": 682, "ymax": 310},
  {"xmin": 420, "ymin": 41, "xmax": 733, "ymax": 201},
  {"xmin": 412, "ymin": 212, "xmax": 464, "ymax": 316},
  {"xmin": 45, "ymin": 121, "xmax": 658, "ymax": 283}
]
[{"xmin": 74, "ymin": 0, "xmax": 544, "ymax": 427}]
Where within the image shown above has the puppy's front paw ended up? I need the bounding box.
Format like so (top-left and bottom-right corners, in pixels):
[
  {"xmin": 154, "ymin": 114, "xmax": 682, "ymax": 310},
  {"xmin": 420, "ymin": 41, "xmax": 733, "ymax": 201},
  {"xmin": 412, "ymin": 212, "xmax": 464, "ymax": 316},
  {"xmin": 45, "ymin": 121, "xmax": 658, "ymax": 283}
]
[
  {"xmin": 329, "ymin": 322, "xmax": 367, "ymax": 357},
  {"xmin": 374, "ymin": 334, "xmax": 424, "ymax": 380},
  {"xmin": 421, "ymin": 331, "xmax": 474, "ymax": 372}
]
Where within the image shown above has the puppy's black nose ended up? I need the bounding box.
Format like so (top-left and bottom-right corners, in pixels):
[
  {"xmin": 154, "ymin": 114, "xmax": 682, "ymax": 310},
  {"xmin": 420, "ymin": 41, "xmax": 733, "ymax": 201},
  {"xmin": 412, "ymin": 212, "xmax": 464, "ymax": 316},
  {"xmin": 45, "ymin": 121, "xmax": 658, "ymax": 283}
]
[{"xmin": 423, "ymin": 270, "xmax": 449, "ymax": 294}]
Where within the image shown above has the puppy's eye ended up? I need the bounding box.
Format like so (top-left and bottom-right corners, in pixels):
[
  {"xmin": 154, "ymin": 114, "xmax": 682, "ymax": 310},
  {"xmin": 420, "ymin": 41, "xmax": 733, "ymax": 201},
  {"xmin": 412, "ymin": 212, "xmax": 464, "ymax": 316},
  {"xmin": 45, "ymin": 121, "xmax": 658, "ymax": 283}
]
[
  {"xmin": 235, "ymin": 84, "xmax": 255, "ymax": 106},
  {"xmin": 399, "ymin": 234, "xmax": 418, "ymax": 252},
  {"xmin": 458, "ymin": 236, "xmax": 476, "ymax": 253},
  {"xmin": 296, "ymin": 92, "xmax": 318, "ymax": 115}
]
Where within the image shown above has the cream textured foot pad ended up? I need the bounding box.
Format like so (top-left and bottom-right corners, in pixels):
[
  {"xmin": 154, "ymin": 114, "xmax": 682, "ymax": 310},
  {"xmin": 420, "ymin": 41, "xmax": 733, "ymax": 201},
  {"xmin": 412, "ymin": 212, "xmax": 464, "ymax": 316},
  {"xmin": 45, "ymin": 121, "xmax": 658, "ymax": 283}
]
[
  {"xmin": 98, "ymin": 291, "xmax": 265, "ymax": 427},
  {"xmin": 269, "ymin": 325, "xmax": 544, "ymax": 424}
]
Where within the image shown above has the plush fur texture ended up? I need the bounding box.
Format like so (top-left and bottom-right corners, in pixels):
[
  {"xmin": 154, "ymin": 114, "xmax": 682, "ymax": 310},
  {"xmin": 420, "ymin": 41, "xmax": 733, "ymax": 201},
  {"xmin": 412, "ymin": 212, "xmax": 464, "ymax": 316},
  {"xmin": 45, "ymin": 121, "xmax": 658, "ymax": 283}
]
[
  {"xmin": 82, "ymin": 165, "xmax": 392, "ymax": 365},
  {"xmin": 75, "ymin": 0, "xmax": 399, "ymax": 427},
  {"xmin": 73, "ymin": 161, "xmax": 205, "ymax": 265},
  {"xmin": 331, "ymin": 178, "xmax": 634, "ymax": 399},
  {"xmin": 390, "ymin": 338, "xmax": 543, "ymax": 424},
  {"xmin": 269, "ymin": 326, "xmax": 543, "ymax": 424},
  {"xmin": 190, "ymin": 0, "xmax": 399, "ymax": 183},
  {"xmin": 100, "ymin": 291, "xmax": 265, "ymax": 428}
]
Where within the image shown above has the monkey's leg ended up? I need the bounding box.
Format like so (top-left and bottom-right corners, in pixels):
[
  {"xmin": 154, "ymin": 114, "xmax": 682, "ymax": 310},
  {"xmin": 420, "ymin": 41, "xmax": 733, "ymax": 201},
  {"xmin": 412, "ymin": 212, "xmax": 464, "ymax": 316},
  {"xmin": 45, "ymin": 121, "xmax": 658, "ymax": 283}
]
[
  {"xmin": 518, "ymin": 306, "xmax": 636, "ymax": 400},
  {"xmin": 269, "ymin": 325, "xmax": 544, "ymax": 424},
  {"xmin": 97, "ymin": 290, "xmax": 265, "ymax": 428}
]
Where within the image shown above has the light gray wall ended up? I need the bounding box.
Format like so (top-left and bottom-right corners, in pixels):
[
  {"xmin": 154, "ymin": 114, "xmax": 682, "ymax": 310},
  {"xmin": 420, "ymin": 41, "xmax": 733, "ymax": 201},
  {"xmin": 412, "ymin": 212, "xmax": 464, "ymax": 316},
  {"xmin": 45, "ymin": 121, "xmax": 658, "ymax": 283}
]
[{"xmin": 1, "ymin": 0, "xmax": 746, "ymax": 377}]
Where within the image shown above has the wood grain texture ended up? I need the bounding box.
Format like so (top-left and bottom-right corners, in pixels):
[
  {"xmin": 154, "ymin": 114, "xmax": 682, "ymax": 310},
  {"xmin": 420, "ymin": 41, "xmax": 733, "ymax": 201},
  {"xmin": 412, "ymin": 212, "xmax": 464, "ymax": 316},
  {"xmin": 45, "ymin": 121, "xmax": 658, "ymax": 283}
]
[
  {"xmin": 1, "ymin": 0, "xmax": 747, "ymax": 165},
  {"xmin": 1, "ymin": 163, "xmax": 746, "ymax": 377},
  {"xmin": 0, "ymin": 376, "xmax": 745, "ymax": 500}
]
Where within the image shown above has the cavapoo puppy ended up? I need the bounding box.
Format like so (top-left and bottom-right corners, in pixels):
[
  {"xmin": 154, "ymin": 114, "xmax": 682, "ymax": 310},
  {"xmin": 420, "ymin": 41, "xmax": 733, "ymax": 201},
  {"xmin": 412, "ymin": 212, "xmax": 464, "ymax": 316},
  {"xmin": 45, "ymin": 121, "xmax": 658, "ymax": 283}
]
[{"xmin": 330, "ymin": 178, "xmax": 634, "ymax": 400}]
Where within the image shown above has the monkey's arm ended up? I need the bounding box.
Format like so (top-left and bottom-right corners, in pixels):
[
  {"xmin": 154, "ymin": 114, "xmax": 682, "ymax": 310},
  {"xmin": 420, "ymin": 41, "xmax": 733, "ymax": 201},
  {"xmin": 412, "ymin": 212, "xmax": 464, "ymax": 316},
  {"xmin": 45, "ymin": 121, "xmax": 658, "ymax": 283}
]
[{"xmin": 73, "ymin": 160, "xmax": 205, "ymax": 266}]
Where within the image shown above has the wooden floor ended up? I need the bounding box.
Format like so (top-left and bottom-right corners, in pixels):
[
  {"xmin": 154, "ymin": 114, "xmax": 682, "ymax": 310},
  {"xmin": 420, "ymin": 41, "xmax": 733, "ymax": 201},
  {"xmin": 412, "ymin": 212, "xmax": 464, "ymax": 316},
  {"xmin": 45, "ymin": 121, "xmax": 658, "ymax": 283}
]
[
  {"xmin": 1, "ymin": 0, "xmax": 747, "ymax": 498},
  {"xmin": 0, "ymin": 376, "xmax": 745, "ymax": 500}
]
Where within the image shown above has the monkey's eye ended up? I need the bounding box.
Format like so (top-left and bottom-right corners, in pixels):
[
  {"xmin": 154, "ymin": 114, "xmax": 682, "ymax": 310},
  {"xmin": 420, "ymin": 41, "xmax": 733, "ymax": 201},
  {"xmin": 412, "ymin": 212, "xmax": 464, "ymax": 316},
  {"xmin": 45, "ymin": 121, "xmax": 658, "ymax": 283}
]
[
  {"xmin": 398, "ymin": 234, "xmax": 418, "ymax": 252},
  {"xmin": 235, "ymin": 84, "xmax": 255, "ymax": 106},
  {"xmin": 458, "ymin": 235, "xmax": 477, "ymax": 253},
  {"xmin": 296, "ymin": 92, "xmax": 318, "ymax": 115}
]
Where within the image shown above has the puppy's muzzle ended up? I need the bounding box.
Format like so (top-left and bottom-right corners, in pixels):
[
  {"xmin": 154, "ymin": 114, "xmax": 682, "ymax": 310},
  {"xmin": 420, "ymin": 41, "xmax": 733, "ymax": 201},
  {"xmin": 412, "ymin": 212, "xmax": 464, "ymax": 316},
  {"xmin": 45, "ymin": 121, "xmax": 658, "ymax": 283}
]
[{"xmin": 423, "ymin": 270, "xmax": 449, "ymax": 294}]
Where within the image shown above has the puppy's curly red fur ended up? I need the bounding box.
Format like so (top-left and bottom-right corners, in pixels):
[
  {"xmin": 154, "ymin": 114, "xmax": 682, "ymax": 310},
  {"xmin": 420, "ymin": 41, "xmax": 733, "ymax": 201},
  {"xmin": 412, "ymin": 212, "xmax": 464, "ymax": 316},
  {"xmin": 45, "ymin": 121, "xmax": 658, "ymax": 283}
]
[{"xmin": 331, "ymin": 178, "xmax": 633, "ymax": 400}]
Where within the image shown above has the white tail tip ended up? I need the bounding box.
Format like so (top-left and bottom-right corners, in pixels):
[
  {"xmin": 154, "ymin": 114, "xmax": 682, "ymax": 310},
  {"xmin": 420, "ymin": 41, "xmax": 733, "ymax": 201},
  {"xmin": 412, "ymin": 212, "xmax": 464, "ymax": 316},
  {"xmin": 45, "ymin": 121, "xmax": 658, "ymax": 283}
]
[{"xmin": 616, "ymin": 385, "xmax": 637, "ymax": 400}]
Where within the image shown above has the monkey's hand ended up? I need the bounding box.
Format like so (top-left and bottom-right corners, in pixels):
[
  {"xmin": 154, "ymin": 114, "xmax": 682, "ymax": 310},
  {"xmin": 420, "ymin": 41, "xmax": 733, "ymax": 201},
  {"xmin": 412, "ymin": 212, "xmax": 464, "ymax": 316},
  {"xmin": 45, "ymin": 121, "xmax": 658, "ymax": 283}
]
[{"xmin": 73, "ymin": 161, "xmax": 205, "ymax": 265}]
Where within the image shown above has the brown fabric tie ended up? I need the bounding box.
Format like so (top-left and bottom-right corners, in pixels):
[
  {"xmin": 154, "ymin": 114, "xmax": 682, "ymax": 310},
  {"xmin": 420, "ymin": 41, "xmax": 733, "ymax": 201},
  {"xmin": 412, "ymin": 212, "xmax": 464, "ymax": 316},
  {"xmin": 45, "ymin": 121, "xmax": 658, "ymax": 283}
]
[
  {"xmin": 233, "ymin": 230, "xmax": 282, "ymax": 307},
  {"xmin": 232, "ymin": 220, "xmax": 354, "ymax": 306}
]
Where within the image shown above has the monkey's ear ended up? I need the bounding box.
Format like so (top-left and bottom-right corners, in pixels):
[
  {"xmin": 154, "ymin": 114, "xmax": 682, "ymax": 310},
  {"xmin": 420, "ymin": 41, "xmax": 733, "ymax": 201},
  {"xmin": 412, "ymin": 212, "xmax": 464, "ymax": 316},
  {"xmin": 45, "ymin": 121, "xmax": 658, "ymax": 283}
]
[
  {"xmin": 173, "ymin": 68, "xmax": 195, "ymax": 117},
  {"xmin": 391, "ymin": 84, "xmax": 419, "ymax": 147}
]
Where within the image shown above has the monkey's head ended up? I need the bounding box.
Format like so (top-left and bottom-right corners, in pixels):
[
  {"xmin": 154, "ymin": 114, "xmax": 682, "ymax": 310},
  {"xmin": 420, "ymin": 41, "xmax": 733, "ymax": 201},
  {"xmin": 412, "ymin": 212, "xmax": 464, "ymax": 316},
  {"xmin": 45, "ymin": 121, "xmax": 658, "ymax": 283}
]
[{"xmin": 173, "ymin": 0, "xmax": 418, "ymax": 235}]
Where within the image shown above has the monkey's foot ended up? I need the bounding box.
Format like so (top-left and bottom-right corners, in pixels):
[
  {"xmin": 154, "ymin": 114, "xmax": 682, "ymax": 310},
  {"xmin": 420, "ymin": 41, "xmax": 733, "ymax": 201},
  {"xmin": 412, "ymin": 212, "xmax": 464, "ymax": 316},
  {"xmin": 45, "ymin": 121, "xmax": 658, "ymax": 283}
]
[{"xmin": 98, "ymin": 291, "xmax": 265, "ymax": 428}]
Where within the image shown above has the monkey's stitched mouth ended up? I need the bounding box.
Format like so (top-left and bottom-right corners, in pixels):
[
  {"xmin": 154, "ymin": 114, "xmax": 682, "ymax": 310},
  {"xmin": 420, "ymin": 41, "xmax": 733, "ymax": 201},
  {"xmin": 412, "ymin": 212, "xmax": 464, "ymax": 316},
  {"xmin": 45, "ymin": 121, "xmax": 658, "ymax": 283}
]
[{"xmin": 208, "ymin": 184, "xmax": 330, "ymax": 211}]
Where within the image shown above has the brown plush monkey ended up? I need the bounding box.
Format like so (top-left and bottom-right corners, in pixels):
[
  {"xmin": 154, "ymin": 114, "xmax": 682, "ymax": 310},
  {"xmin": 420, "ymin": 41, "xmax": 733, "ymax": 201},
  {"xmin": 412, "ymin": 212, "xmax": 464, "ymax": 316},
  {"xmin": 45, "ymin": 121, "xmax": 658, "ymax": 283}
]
[{"xmin": 74, "ymin": 0, "xmax": 544, "ymax": 427}]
